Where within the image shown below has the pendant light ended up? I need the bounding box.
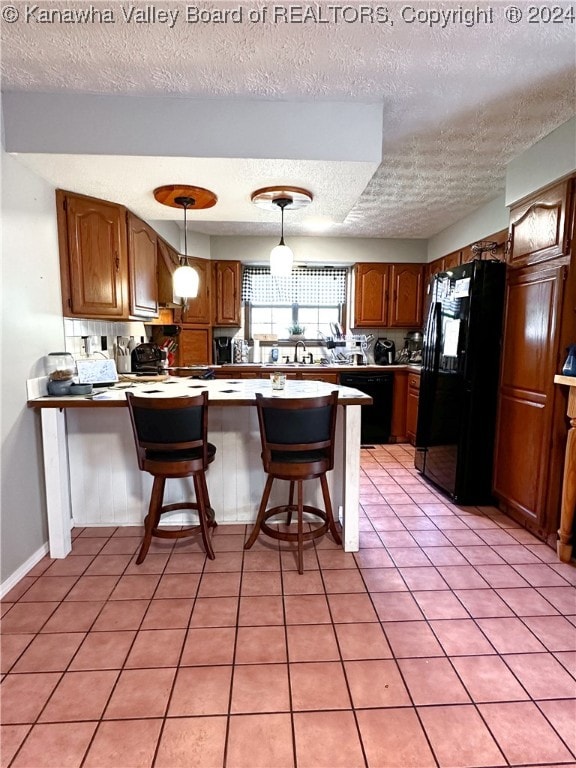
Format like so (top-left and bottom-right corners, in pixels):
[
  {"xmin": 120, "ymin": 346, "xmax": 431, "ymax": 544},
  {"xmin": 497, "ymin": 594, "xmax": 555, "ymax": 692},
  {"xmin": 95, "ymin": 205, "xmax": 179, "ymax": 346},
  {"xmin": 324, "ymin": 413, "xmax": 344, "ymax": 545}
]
[
  {"xmin": 269, "ymin": 197, "xmax": 293, "ymax": 277},
  {"xmin": 172, "ymin": 196, "xmax": 199, "ymax": 300},
  {"xmin": 251, "ymin": 186, "xmax": 313, "ymax": 276},
  {"xmin": 153, "ymin": 184, "xmax": 218, "ymax": 305}
]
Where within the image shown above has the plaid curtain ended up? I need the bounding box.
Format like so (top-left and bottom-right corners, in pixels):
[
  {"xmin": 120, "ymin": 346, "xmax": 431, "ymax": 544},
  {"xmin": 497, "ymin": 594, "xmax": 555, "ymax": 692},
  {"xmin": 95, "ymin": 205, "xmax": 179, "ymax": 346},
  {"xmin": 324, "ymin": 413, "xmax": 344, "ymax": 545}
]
[{"xmin": 242, "ymin": 266, "xmax": 347, "ymax": 304}]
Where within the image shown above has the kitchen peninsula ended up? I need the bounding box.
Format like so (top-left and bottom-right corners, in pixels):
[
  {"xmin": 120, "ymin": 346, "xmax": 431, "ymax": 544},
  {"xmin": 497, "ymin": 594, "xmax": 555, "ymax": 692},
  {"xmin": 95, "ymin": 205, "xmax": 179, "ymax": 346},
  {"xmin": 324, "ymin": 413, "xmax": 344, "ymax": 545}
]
[{"xmin": 28, "ymin": 377, "xmax": 371, "ymax": 559}]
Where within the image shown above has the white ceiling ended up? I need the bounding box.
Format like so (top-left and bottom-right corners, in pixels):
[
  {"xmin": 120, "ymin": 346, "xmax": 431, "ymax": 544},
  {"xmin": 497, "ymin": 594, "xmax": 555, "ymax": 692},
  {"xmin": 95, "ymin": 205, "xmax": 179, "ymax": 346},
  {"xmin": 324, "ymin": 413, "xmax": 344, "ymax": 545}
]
[{"xmin": 2, "ymin": 1, "xmax": 575, "ymax": 239}]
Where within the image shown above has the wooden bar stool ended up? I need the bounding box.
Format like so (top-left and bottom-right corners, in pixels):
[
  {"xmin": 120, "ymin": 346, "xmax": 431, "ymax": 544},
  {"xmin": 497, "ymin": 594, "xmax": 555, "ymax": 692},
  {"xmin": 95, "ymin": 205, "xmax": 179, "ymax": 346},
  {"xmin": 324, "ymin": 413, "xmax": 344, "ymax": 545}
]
[
  {"xmin": 126, "ymin": 392, "xmax": 217, "ymax": 563},
  {"xmin": 245, "ymin": 391, "xmax": 342, "ymax": 573}
]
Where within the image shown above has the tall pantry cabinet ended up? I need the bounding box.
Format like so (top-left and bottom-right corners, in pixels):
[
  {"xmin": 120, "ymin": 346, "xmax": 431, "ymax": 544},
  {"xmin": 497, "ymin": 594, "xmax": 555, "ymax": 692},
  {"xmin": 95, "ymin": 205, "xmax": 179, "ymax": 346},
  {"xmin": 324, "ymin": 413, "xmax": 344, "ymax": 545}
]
[{"xmin": 493, "ymin": 178, "xmax": 576, "ymax": 541}]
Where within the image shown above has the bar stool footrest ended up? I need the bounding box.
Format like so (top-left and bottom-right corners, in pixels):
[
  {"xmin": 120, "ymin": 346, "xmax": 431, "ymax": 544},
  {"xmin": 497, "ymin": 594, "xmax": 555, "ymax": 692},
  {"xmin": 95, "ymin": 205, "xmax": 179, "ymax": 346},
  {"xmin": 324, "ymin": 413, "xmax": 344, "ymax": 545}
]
[
  {"xmin": 260, "ymin": 505, "xmax": 329, "ymax": 543},
  {"xmin": 153, "ymin": 502, "xmax": 217, "ymax": 540}
]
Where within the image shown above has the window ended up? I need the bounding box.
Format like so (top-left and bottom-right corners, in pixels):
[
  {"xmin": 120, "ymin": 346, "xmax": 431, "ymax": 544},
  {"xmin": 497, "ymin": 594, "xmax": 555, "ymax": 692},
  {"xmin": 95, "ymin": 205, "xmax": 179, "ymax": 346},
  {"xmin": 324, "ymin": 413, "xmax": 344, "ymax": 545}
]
[{"xmin": 242, "ymin": 267, "xmax": 348, "ymax": 339}]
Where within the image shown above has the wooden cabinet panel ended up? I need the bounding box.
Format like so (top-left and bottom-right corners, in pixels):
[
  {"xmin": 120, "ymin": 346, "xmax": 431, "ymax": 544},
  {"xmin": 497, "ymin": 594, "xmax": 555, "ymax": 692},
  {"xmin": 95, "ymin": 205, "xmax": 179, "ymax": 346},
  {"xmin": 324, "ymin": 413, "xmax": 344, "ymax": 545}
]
[
  {"xmin": 390, "ymin": 369, "xmax": 408, "ymax": 442},
  {"xmin": 354, "ymin": 264, "xmax": 390, "ymax": 326},
  {"xmin": 406, "ymin": 372, "xmax": 420, "ymax": 445},
  {"xmin": 178, "ymin": 258, "xmax": 211, "ymax": 324},
  {"xmin": 178, "ymin": 328, "xmax": 212, "ymax": 365},
  {"xmin": 442, "ymin": 250, "xmax": 462, "ymax": 271},
  {"xmin": 300, "ymin": 372, "xmax": 339, "ymax": 384},
  {"xmin": 157, "ymin": 237, "xmax": 179, "ymax": 306},
  {"xmin": 57, "ymin": 190, "xmax": 129, "ymax": 318},
  {"xmin": 126, "ymin": 212, "xmax": 158, "ymax": 318},
  {"xmin": 493, "ymin": 261, "xmax": 567, "ymax": 534},
  {"xmin": 508, "ymin": 180, "xmax": 571, "ymax": 268},
  {"xmin": 389, "ymin": 264, "xmax": 424, "ymax": 327},
  {"xmin": 213, "ymin": 261, "xmax": 241, "ymax": 326}
]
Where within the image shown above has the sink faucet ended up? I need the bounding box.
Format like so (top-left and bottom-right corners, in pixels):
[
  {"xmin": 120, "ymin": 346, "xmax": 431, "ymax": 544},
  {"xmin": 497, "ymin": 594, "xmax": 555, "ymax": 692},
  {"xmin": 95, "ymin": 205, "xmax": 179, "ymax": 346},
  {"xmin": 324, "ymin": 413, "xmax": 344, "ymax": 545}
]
[{"xmin": 294, "ymin": 340, "xmax": 307, "ymax": 363}]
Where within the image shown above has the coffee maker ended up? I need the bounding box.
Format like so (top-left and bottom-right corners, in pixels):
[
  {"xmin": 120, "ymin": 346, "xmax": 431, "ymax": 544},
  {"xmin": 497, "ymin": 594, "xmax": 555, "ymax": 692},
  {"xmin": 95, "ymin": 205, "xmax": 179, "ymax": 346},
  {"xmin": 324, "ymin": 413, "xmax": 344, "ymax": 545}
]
[
  {"xmin": 131, "ymin": 343, "xmax": 165, "ymax": 373},
  {"xmin": 213, "ymin": 336, "xmax": 234, "ymax": 365},
  {"xmin": 374, "ymin": 338, "xmax": 396, "ymax": 365}
]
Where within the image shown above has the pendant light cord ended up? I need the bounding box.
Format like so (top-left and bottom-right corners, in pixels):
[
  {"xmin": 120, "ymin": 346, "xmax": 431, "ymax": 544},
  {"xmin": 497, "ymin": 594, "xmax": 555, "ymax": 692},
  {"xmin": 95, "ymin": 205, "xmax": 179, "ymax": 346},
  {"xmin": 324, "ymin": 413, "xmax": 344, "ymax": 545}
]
[
  {"xmin": 279, "ymin": 202, "xmax": 285, "ymax": 246},
  {"xmin": 183, "ymin": 202, "xmax": 188, "ymax": 264},
  {"xmin": 174, "ymin": 195, "xmax": 194, "ymax": 266}
]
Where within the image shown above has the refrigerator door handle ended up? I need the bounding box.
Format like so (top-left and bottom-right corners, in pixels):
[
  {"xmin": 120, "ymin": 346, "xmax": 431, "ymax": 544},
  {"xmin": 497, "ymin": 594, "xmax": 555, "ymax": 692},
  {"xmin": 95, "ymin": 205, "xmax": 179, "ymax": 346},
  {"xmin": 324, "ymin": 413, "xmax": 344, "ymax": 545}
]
[{"xmin": 431, "ymin": 301, "xmax": 443, "ymax": 372}]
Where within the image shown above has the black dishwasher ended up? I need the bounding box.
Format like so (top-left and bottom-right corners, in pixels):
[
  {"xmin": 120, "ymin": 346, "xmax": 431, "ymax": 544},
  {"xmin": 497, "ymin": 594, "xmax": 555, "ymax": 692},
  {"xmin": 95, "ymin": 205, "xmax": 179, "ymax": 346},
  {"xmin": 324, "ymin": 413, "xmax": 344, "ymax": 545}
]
[{"xmin": 340, "ymin": 372, "xmax": 394, "ymax": 444}]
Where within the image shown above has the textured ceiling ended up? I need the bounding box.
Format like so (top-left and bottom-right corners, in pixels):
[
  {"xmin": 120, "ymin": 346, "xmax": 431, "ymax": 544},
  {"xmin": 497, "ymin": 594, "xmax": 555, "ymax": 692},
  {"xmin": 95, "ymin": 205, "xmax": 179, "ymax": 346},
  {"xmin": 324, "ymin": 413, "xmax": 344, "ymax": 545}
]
[{"xmin": 2, "ymin": 1, "xmax": 575, "ymax": 238}]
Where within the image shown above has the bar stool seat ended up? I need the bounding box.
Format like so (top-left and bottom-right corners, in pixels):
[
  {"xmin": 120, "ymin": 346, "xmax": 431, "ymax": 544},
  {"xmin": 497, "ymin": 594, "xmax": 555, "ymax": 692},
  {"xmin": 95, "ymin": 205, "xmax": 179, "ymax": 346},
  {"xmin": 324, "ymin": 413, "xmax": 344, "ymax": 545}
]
[
  {"xmin": 126, "ymin": 391, "xmax": 217, "ymax": 563},
  {"xmin": 245, "ymin": 391, "xmax": 342, "ymax": 573}
]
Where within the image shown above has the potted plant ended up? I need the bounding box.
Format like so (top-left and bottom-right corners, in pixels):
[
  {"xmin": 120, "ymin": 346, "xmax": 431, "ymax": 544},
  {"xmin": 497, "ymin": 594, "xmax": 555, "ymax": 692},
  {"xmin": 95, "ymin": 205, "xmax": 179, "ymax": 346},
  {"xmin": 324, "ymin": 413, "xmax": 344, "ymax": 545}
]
[{"xmin": 288, "ymin": 323, "xmax": 306, "ymax": 340}]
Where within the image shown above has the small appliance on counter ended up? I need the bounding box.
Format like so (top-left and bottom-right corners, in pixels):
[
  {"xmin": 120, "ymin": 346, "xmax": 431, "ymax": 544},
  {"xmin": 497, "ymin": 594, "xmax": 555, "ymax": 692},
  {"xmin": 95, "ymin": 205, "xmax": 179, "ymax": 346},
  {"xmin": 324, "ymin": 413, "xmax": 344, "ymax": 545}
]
[
  {"xmin": 374, "ymin": 338, "xmax": 396, "ymax": 365},
  {"xmin": 131, "ymin": 343, "xmax": 165, "ymax": 374},
  {"xmin": 213, "ymin": 336, "xmax": 234, "ymax": 364},
  {"xmin": 46, "ymin": 352, "xmax": 76, "ymax": 395},
  {"xmin": 405, "ymin": 331, "xmax": 423, "ymax": 363}
]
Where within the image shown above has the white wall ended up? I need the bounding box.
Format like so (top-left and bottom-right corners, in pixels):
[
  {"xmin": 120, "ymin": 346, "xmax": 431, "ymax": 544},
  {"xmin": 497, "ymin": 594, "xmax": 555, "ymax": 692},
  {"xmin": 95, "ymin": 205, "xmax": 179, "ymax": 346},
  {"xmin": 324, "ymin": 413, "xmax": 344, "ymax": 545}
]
[
  {"xmin": 211, "ymin": 235, "xmax": 427, "ymax": 264},
  {"xmin": 1, "ymin": 146, "xmax": 64, "ymax": 584},
  {"xmin": 427, "ymin": 194, "xmax": 509, "ymax": 262},
  {"xmin": 506, "ymin": 117, "xmax": 576, "ymax": 206}
]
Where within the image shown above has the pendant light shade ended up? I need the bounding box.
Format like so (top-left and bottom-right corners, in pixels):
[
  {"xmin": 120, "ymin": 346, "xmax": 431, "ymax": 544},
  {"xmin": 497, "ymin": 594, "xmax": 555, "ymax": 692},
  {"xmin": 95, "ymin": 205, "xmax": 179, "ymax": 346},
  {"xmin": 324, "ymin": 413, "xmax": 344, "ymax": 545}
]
[
  {"xmin": 250, "ymin": 186, "xmax": 313, "ymax": 276},
  {"xmin": 269, "ymin": 243, "xmax": 294, "ymax": 277},
  {"xmin": 173, "ymin": 262, "xmax": 199, "ymax": 298}
]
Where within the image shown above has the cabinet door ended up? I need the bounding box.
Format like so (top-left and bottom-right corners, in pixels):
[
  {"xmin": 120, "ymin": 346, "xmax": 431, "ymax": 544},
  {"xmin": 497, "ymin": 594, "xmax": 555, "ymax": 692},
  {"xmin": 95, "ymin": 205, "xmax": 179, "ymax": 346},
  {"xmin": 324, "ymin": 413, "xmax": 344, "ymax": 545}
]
[
  {"xmin": 508, "ymin": 180, "xmax": 570, "ymax": 268},
  {"xmin": 126, "ymin": 213, "xmax": 158, "ymax": 318},
  {"xmin": 179, "ymin": 258, "xmax": 211, "ymax": 324},
  {"xmin": 57, "ymin": 190, "xmax": 129, "ymax": 318},
  {"xmin": 178, "ymin": 328, "xmax": 212, "ymax": 365},
  {"xmin": 354, "ymin": 264, "xmax": 390, "ymax": 326},
  {"xmin": 493, "ymin": 261, "xmax": 566, "ymax": 531},
  {"xmin": 388, "ymin": 264, "xmax": 424, "ymax": 327},
  {"xmin": 442, "ymin": 250, "xmax": 461, "ymax": 271},
  {"xmin": 157, "ymin": 237, "xmax": 179, "ymax": 306},
  {"xmin": 406, "ymin": 373, "xmax": 421, "ymax": 445},
  {"xmin": 214, "ymin": 261, "xmax": 241, "ymax": 326}
]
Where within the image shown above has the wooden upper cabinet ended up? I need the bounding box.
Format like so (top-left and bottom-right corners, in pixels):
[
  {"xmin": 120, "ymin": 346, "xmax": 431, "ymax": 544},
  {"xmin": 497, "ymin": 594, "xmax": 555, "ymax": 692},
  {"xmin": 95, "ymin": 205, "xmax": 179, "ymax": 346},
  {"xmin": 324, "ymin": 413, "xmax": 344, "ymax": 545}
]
[
  {"xmin": 213, "ymin": 261, "xmax": 241, "ymax": 326},
  {"xmin": 126, "ymin": 212, "xmax": 158, "ymax": 318},
  {"xmin": 442, "ymin": 250, "xmax": 462, "ymax": 270},
  {"xmin": 57, "ymin": 190, "xmax": 129, "ymax": 318},
  {"xmin": 508, "ymin": 179, "xmax": 571, "ymax": 268},
  {"xmin": 388, "ymin": 263, "xmax": 424, "ymax": 327},
  {"xmin": 157, "ymin": 237, "xmax": 179, "ymax": 306},
  {"xmin": 354, "ymin": 263, "xmax": 390, "ymax": 326},
  {"xmin": 354, "ymin": 262, "xmax": 425, "ymax": 328},
  {"xmin": 178, "ymin": 257, "xmax": 211, "ymax": 325}
]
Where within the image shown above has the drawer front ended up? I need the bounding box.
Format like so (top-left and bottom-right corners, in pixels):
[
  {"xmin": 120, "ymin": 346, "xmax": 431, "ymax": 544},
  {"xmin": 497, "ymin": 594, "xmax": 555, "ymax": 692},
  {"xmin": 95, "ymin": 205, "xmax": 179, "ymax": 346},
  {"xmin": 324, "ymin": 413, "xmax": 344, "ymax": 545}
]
[{"xmin": 408, "ymin": 374, "xmax": 421, "ymax": 391}]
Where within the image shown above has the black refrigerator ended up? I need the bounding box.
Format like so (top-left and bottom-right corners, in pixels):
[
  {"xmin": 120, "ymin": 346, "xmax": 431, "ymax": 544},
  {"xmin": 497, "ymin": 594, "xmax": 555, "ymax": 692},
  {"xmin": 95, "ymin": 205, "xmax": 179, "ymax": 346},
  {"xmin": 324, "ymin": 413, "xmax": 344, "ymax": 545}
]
[{"xmin": 415, "ymin": 259, "xmax": 506, "ymax": 504}]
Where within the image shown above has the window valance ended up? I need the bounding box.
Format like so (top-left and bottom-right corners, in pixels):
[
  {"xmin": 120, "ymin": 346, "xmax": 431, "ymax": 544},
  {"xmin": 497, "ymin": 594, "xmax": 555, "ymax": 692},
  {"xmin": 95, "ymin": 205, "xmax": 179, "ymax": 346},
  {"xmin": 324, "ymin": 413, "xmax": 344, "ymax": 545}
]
[{"xmin": 241, "ymin": 266, "xmax": 347, "ymax": 304}]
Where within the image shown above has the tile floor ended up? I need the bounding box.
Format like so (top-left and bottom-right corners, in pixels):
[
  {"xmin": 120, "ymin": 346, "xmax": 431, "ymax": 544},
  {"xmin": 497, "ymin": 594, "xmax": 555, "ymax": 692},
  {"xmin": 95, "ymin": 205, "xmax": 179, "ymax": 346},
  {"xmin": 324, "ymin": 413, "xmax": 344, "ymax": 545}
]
[{"xmin": 1, "ymin": 444, "xmax": 575, "ymax": 768}]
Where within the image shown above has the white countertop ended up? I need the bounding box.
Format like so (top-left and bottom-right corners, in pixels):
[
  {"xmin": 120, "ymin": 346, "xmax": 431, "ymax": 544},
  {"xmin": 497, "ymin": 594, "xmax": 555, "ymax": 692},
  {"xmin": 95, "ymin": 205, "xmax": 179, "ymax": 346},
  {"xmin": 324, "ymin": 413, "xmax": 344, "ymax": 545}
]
[{"xmin": 28, "ymin": 376, "xmax": 373, "ymax": 408}]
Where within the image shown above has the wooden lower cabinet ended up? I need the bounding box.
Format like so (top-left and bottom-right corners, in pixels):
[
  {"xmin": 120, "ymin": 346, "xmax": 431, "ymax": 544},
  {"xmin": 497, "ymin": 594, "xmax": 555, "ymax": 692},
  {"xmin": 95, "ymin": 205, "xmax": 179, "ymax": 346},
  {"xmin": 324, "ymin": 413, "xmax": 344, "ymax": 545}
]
[
  {"xmin": 493, "ymin": 258, "xmax": 572, "ymax": 538},
  {"xmin": 177, "ymin": 327, "xmax": 212, "ymax": 366},
  {"xmin": 406, "ymin": 372, "xmax": 420, "ymax": 445}
]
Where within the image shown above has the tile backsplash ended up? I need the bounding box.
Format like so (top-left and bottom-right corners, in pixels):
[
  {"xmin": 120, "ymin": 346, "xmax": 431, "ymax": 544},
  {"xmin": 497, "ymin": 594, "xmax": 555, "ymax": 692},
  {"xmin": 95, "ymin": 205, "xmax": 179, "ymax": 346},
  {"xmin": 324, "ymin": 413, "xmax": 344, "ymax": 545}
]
[{"xmin": 64, "ymin": 318, "xmax": 149, "ymax": 359}]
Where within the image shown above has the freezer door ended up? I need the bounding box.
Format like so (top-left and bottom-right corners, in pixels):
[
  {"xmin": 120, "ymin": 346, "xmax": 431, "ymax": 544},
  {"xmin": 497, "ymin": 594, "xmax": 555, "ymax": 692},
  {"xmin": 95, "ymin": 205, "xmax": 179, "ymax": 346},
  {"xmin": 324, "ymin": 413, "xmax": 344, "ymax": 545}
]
[{"xmin": 415, "ymin": 271, "xmax": 472, "ymax": 496}]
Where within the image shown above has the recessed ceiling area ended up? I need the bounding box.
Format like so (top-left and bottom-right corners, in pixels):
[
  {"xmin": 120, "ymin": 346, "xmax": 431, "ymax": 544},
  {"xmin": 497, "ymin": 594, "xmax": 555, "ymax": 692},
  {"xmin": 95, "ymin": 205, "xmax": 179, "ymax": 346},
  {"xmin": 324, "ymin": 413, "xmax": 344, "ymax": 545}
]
[{"xmin": 1, "ymin": 1, "xmax": 575, "ymax": 239}]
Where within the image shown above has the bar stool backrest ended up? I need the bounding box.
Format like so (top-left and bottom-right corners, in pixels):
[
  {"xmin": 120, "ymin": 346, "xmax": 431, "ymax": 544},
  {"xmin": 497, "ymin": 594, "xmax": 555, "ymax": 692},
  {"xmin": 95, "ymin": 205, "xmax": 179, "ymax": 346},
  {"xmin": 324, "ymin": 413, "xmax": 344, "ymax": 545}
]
[
  {"xmin": 256, "ymin": 391, "xmax": 339, "ymax": 469},
  {"xmin": 126, "ymin": 392, "xmax": 210, "ymax": 469}
]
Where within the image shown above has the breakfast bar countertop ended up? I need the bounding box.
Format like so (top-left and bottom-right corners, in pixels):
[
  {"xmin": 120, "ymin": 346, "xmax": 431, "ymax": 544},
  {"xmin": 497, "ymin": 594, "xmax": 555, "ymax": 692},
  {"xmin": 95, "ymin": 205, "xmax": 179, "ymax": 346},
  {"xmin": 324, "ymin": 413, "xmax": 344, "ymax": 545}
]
[{"xmin": 27, "ymin": 376, "xmax": 373, "ymax": 409}]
